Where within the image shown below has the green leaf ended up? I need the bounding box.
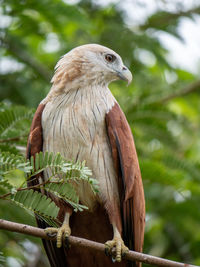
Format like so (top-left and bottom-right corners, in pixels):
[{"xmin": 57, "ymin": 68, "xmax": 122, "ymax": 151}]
[
  {"xmin": 0, "ymin": 152, "xmax": 32, "ymax": 175},
  {"xmin": 0, "ymin": 251, "xmax": 5, "ymax": 266},
  {"xmin": 0, "ymin": 105, "xmax": 34, "ymax": 140},
  {"xmin": 12, "ymin": 189, "xmax": 59, "ymax": 220},
  {"xmin": 45, "ymin": 182, "xmax": 78, "ymax": 203}
]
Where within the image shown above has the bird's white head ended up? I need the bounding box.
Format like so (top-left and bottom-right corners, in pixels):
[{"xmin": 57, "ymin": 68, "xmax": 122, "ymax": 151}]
[{"xmin": 51, "ymin": 44, "xmax": 132, "ymax": 93}]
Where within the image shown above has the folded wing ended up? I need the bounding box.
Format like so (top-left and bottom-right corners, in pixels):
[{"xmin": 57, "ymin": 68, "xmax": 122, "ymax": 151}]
[{"xmin": 106, "ymin": 103, "xmax": 145, "ymax": 267}]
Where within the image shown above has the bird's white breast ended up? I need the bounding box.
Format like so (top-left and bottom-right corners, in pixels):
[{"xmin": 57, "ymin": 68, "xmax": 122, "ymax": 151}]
[{"xmin": 42, "ymin": 86, "xmax": 119, "ymax": 210}]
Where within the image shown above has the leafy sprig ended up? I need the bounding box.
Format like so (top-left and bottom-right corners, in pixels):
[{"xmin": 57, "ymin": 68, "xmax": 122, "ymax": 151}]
[{"xmin": 0, "ymin": 151, "xmax": 99, "ymax": 226}]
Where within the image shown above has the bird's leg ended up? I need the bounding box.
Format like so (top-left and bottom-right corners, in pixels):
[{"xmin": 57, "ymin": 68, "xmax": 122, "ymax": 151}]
[
  {"xmin": 44, "ymin": 212, "xmax": 71, "ymax": 248},
  {"xmin": 105, "ymin": 224, "xmax": 129, "ymax": 262}
]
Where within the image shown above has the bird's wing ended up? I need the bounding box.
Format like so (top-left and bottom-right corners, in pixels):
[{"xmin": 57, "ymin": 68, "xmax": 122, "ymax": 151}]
[
  {"xmin": 106, "ymin": 102, "xmax": 145, "ymax": 256},
  {"xmin": 26, "ymin": 103, "xmax": 67, "ymax": 267},
  {"xmin": 26, "ymin": 103, "xmax": 45, "ymax": 164}
]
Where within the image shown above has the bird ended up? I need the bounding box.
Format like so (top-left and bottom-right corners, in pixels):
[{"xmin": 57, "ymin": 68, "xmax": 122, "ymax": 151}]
[{"xmin": 26, "ymin": 44, "xmax": 145, "ymax": 267}]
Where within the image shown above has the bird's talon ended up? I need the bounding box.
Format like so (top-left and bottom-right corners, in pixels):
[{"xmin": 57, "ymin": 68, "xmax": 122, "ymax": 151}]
[
  {"xmin": 105, "ymin": 237, "xmax": 128, "ymax": 262},
  {"xmin": 105, "ymin": 247, "xmax": 111, "ymax": 257},
  {"xmin": 122, "ymin": 246, "xmax": 129, "ymax": 256},
  {"xmin": 112, "ymin": 256, "xmax": 116, "ymax": 263},
  {"xmin": 47, "ymin": 232, "xmax": 57, "ymax": 238},
  {"xmin": 44, "ymin": 227, "xmax": 58, "ymax": 237},
  {"xmin": 122, "ymin": 251, "xmax": 128, "ymax": 258},
  {"xmin": 64, "ymin": 236, "xmax": 70, "ymax": 249},
  {"xmin": 44, "ymin": 224, "xmax": 71, "ymax": 248}
]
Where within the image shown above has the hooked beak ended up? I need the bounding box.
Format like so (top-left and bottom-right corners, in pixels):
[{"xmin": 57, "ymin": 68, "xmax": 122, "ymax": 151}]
[{"xmin": 117, "ymin": 66, "xmax": 132, "ymax": 85}]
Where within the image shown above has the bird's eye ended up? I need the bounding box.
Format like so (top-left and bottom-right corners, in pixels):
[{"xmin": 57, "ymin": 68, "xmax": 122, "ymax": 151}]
[{"xmin": 105, "ymin": 54, "xmax": 116, "ymax": 63}]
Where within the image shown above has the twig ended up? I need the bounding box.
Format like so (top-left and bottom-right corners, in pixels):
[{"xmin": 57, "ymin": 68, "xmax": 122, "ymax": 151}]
[
  {"xmin": 0, "ymin": 179, "xmax": 62, "ymax": 199},
  {"xmin": 126, "ymin": 79, "xmax": 200, "ymax": 114},
  {"xmin": 0, "ymin": 219, "xmax": 198, "ymax": 267},
  {"xmin": 140, "ymin": 7, "xmax": 200, "ymax": 30},
  {"xmin": 0, "ymin": 136, "xmax": 26, "ymax": 143},
  {"xmin": 158, "ymin": 79, "xmax": 200, "ymax": 104},
  {"xmin": 0, "ymin": 181, "xmax": 48, "ymax": 199}
]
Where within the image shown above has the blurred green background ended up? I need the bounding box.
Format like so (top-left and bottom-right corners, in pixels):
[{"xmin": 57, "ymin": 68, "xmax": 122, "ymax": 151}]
[{"xmin": 0, "ymin": 0, "xmax": 200, "ymax": 266}]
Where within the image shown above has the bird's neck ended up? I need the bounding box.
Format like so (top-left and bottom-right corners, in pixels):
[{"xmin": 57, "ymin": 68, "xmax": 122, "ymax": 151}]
[{"xmin": 42, "ymin": 83, "xmax": 116, "ymax": 113}]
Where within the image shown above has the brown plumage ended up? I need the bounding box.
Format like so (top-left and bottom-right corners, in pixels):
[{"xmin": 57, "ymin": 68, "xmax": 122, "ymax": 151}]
[
  {"xmin": 27, "ymin": 44, "xmax": 145, "ymax": 267},
  {"xmin": 106, "ymin": 103, "xmax": 145, "ymax": 254}
]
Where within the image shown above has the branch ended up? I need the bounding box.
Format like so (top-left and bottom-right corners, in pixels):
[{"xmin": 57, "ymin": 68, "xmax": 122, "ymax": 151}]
[
  {"xmin": 0, "ymin": 219, "xmax": 197, "ymax": 267},
  {"xmin": 140, "ymin": 7, "xmax": 200, "ymax": 30},
  {"xmin": 0, "ymin": 135, "xmax": 27, "ymax": 143},
  {"xmin": 126, "ymin": 79, "xmax": 200, "ymax": 114},
  {"xmin": 159, "ymin": 79, "xmax": 200, "ymax": 104}
]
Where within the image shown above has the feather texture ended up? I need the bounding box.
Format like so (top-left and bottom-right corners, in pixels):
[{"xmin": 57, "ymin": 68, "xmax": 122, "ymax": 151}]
[
  {"xmin": 42, "ymin": 86, "xmax": 119, "ymax": 212},
  {"xmin": 106, "ymin": 103, "xmax": 145, "ymax": 267}
]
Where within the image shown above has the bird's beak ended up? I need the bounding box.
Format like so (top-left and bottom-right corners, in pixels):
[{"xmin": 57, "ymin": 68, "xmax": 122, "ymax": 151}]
[{"xmin": 117, "ymin": 66, "xmax": 132, "ymax": 85}]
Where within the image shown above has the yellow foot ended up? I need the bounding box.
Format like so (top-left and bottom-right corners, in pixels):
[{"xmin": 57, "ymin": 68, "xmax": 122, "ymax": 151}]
[
  {"xmin": 105, "ymin": 237, "xmax": 129, "ymax": 262},
  {"xmin": 44, "ymin": 223, "xmax": 71, "ymax": 248}
]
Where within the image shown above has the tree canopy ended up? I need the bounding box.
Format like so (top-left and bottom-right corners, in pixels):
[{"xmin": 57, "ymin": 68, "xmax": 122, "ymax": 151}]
[{"xmin": 0, "ymin": 0, "xmax": 200, "ymax": 266}]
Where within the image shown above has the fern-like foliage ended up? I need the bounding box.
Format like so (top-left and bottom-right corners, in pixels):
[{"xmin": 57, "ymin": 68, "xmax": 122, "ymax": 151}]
[
  {"xmin": 12, "ymin": 189, "xmax": 59, "ymax": 219},
  {"xmin": 0, "ymin": 150, "xmax": 98, "ymax": 225},
  {"xmin": 28, "ymin": 152, "xmax": 99, "ymax": 192},
  {"xmin": 29, "ymin": 152, "xmax": 87, "ymax": 176},
  {"xmin": 0, "ymin": 152, "xmax": 32, "ymax": 175},
  {"xmin": 0, "ymin": 179, "xmax": 14, "ymax": 192},
  {"xmin": 0, "ymin": 252, "xmax": 5, "ymax": 267},
  {"xmin": 0, "ymin": 105, "xmax": 34, "ymax": 138},
  {"xmin": 45, "ymin": 182, "xmax": 87, "ymax": 212},
  {"xmin": 0, "ymin": 104, "xmax": 34, "ymax": 155}
]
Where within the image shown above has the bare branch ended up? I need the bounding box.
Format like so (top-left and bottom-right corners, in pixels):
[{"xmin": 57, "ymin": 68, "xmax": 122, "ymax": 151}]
[
  {"xmin": 159, "ymin": 79, "xmax": 200, "ymax": 104},
  {"xmin": 140, "ymin": 7, "xmax": 200, "ymax": 30},
  {"xmin": 0, "ymin": 135, "xmax": 27, "ymax": 143},
  {"xmin": 0, "ymin": 219, "xmax": 197, "ymax": 267}
]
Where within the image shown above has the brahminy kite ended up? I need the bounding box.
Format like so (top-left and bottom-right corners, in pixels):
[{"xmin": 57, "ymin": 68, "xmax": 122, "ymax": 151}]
[{"xmin": 27, "ymin": 44, "xmax": 145, "ymax": 267}]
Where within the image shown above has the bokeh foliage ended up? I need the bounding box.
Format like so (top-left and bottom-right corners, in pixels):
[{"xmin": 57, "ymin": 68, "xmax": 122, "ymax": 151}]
[{"xmin": 0, "ymin": 0, "xmax": 200, "ymax": 266}]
